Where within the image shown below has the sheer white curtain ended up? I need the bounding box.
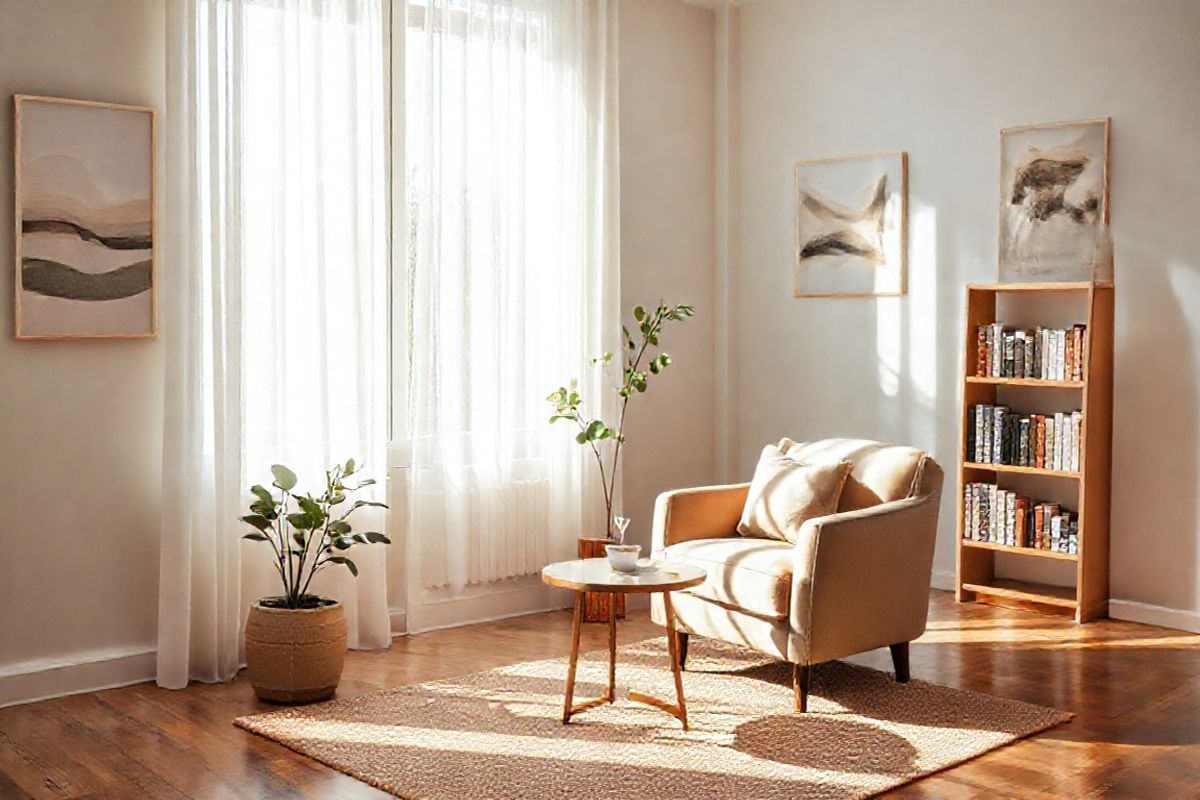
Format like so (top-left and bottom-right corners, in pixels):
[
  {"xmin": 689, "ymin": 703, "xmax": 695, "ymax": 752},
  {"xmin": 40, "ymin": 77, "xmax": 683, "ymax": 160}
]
[
  {"xmin": 158, "ymin": 0, "xmax": 392, "ymax": 689},
  {"xmin": 398, "ymin": 0, "xmax": 619, "ymax": 627}
]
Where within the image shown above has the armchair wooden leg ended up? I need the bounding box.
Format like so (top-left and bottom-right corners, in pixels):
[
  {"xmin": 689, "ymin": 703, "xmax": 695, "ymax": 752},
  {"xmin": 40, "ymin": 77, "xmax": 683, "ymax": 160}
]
[
  {"xmin": 675, "ymin": 630, "xmax": 689, "ymax": 671},
  {"xmin": 890, "ymin": 642, "xmax": 910, "ymax": 684},
  {"xmin": 793, "ymin": 663, "xmax": 810, "ymax": 713}
]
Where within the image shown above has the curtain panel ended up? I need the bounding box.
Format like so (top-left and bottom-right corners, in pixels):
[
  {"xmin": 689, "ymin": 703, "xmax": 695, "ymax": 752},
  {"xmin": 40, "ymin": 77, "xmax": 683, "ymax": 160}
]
[
  {"xmin": 158, "ymin": 0, "xmax": 392, "ymax": 689},
  {"xmin": 397, "ymin": 0, "xmax": 620, "ymax": 626}
]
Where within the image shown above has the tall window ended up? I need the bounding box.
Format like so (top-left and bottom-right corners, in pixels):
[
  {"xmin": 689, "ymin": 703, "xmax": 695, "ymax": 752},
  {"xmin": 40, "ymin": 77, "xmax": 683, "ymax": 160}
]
[{"xmin": 396, "ymin": 0, "xmax": 617, "ymax": 625}]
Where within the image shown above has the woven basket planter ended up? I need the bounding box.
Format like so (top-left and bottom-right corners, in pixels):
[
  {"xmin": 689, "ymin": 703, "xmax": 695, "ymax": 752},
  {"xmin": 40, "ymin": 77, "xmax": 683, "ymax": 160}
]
[{"xmin": 245, "ymin": 600, "xmax": 347, "ymax": 704}]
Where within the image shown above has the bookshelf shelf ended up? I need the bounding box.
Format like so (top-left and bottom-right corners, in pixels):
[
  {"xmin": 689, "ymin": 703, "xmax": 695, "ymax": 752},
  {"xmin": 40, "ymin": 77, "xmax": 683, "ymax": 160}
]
[
  {"xmin": 963, "ymin": 462, "xmax": 1080, "ymax": 479},
  {"xmin": 961, "ymin": 579, "xmax": 1078, "ymax": 610},
  {"xmin": 968, "ymin": 281, "xmax": 1094, "ymax": 293},
  {"xmin": 956, "ymin": 281, "xmax": 1114, "ymax": 623},
  {"xmin": 964, "ymin": 376, "xmax": 1084, "ymax": 389},
  {"xmin": 960, "ymin": 539, "xmax": 1079, "ymax": 562}
]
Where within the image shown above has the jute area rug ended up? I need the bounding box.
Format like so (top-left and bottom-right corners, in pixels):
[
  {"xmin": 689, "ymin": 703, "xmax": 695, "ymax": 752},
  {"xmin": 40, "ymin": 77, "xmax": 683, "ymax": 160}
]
[{"xmin": 235, "ymin": 637, "xmax": 1071, "ymax": 799}]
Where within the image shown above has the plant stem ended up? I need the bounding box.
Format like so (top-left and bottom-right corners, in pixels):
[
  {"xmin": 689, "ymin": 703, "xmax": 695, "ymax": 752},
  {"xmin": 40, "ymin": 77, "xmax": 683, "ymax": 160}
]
[
  {"xmin": 606, "ymin": 308, "xmax": 663, "ymax": 536},
  {"xmin": 572, "ymin": 414, "xmax": 612, "ymax": 533}
]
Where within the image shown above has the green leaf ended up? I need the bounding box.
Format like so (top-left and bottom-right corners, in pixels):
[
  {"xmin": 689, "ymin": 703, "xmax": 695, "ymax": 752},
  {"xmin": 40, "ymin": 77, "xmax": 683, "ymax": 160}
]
[
  {"xmin": 362, "ymin": 531, "xmax": 391, "ymax": 544},
  {"xmin": 293, "ymin": 531, "xmax": 305, "ymax": 546},
  {"xmin": 241, "ymin": 514, "xmax": 271, "ymax": 531},
  {"xmin": 271, "ymin": 464, "xmax": 298, "ymax": 492},
  {"xmin": 344, "ymin": 458, "xmax": 356, "ymax": 475},
  {"xmin": 287, "ymin": 512, "xmax": 312, "ymax": 530},
  {"xmin": 329, "ymin": 520, "xmax": 351, "ymax": 535},
  {"xmin": 250, "ymin": 485, "xmax": 274, "ymax": 505},
  {"xmin": 575, "ymin": 431, "xmax": 589, "ymax": 445},
  {"xmin": 242, "ymin": 532, "xmax": 269, "ymax": 542},
  {"xmin": 348, "ymin": 499, "xmax": 389, "ymax": 512},
  {"xmin": 327, "ymin": 556, "xmax": 359, "ymax": 577},
  {"xmin": 584, "ymin": 420, "xmax": 605, "ymax": 441}
]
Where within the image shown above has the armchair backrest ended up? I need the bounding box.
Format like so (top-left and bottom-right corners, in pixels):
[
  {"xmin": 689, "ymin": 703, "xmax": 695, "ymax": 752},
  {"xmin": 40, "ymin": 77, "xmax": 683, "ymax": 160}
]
[{"xmin": 778, "ymin": 437, "xmax": 929, "ymax": 512}]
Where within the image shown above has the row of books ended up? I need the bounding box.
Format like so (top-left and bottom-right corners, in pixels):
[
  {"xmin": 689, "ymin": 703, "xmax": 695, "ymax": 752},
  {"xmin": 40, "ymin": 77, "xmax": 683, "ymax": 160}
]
[
  {"xmin": 962, "ymin": 482, "xmax": 1079, "ymax": 554},
  {"xmin": 975, "ymin": 324, "xmax": 1087, "ymax": 382},
  {"xmin": 967, "ymin": 405, "xmax": 1083, "ymax": 472}
]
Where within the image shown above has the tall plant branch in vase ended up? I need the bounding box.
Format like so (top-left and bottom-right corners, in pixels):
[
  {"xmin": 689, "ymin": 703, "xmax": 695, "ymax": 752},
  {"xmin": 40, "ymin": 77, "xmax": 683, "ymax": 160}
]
[{"xmin": 547, "ymin": 300, "xmax": 694, "ymax": 541}]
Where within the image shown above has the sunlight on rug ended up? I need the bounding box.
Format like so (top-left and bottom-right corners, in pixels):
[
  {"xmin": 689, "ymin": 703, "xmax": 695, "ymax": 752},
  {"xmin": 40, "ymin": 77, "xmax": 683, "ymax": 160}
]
[{"xmin": 235, "ymin": 637, "xmax": 1071, "ymax": 799}]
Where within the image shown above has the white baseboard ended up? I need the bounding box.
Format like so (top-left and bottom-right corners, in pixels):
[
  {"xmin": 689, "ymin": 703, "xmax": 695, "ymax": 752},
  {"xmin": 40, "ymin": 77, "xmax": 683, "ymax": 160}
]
[
  {"xmin": 1109, "ymin": 598, "xmax": 1200, "ymax": 633},
  {"xmin": 930, "ymin": 569, "xmax": 957, "ymax": 592},
  {"xmin": 403, "ymin": 582, "xmax": 572, "ymax": 634},
  {"xmin": 0, "ymin": 646, "xmax": 156, "ymax": 709}
]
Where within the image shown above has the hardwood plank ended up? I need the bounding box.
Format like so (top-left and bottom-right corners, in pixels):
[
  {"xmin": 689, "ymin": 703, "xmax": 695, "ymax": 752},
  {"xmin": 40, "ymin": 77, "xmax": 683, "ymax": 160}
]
[{"xmin": 0, "ymin": 593, "xmax": 1196, "ymax": 799}]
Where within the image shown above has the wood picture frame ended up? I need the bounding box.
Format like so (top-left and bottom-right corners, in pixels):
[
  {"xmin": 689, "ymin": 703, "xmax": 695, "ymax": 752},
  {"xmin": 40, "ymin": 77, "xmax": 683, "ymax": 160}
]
[
  {"xmin": 14, "ymin": 94, "xmax": 158, "ymax": 340},
  {"xmin": 998, "ymin": 117, "xmax": 1110, "ymax": 283},
  {"xmin": 793, "ymin": 151, "xmax": 907, "ymax": 299}
]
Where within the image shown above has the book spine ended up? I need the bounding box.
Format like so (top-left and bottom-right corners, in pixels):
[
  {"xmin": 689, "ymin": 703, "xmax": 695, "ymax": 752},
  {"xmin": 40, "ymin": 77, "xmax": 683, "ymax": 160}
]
[
  {"xmin": 1015, "ymin": 496, "xmax": 1028, "ymax": 547},
  {"xmin": 1049, "ymin": 329, "xmax": 1059, "ymax": 381},
  {"xmin": 1032, "ymin": 419, "xmax": 1041, "ymax": 470},
  {"xmin": 1065, "ymin": 328, "xmax": 1075, "ymax": 380},
  {"xmin": 1046, "ymin": 414, "xmax": 1057, "ymax": 470},
  {"xmin": 1054, "ymin": 412, "xmax": 1065, "ymax": 471},
  {"xmin": 981, "ymin": 404, "xmax": 992, "ymax": 463},
  {"xmin": 1041, "ymin": 328, "xmax": 1051, "ymax": 379},
  {"xmin": 988, "ymin": 484, "xmax": 998, "ymax": 542},
  {"xmin": 992, "ymin": 406, "xmax": 1006, "ymax": 465},
  {"xmin": 994, "ymin": 490, "xmax": 1004, "ymax": 545},
  {"xmin": 992, "ymin": 324, "xmax": 1004, "ymax": 377},
  {"xmin": 1032, "ymin": 327, "xmax": 1043, "ymax": 379},
  {"xmin": 966, "ymin": 406, "xmax": 976, "ymax": 463},
  {"xmin": 1034, "ymin": 505, "xmax": 1044, "ymax": 548},
  {"xmin": 1074, "ymin": 325, "xmax": 1087, "ymax": 381},
  {"xmin": 1019, "ymin": 417, "xmax": 1030, "ymax": 466},
  {"xmin": 1003, "ymin": 491, "xmax": 1012, "ymax": 546},
  {"xmin": 1014, "ymin": 330, "xmax": 1026, "ymax": 378},
  {"xmin": 963, "ymin": 483, "xmax": 971, "ymax": 539},
  {"xmin": 976, "ymin": 326, "xmax": 987, "ymax": 376},
  {"xmin": 972, "ymin": 484, "xmax": 982, "ymax": 540},
  {"xmin": 1003, "ymin": 332, "xmax": 1015, "ymax": 378},
  {"xmin": 1073, "ymin": 410, "xmax": 1083, "ymax": 471}
]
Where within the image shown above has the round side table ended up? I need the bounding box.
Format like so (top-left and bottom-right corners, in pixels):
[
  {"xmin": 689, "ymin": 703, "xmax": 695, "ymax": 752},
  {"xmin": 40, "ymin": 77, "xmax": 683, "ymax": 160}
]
[{"xmin": 542, "ymin": 558, "xmax": 706, "ymax": 729}]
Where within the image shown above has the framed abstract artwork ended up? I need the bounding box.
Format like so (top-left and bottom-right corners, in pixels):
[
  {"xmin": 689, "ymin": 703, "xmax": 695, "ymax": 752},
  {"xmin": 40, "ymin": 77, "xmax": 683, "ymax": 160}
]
[
  {"xmin": 14, "ymin": 95, "xmax": 156, "ymax": 339},
  {"xmin": 999, "ymin": 118, "xmax": 1109, "ymax": 282},
  {"xmin": 793, "ymin": 151, "xmax": 907, "ymax": 298}
]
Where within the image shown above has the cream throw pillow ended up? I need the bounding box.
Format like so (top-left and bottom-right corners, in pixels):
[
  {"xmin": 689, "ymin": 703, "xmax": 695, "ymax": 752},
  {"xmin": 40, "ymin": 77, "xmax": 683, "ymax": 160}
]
[{"xmin": 737, "ymin": 445, "xmax": 851, "ymax": 543}]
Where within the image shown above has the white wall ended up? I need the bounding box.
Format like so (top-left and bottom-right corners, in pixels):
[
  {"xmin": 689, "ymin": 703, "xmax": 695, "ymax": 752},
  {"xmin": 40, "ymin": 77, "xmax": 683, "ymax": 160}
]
[
  {"xmin": 618, "ymin": 0, "xmax": 718, "ymax": 552},
  {"xmin": 729, "ymin": 0, "xmax": 1200, "ymax": 626},
  {"xmin": 0, "ymin": 0, "xmax": 166, "ymax": 703}
]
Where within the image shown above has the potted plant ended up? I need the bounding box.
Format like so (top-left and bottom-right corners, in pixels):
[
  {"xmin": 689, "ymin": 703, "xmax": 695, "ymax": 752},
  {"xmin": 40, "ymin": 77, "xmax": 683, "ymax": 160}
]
[
  {"xmin": 547, "ymin": 300, "xmax": 693, "ymax": 556},
  {"xmin": 240, "ymin": 459, "xmax": 390, "ymax": 704}
]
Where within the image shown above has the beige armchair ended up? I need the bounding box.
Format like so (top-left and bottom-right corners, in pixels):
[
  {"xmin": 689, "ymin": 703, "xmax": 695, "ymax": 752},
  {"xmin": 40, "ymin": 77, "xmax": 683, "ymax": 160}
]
[{"xmin": 650, "ymin": 438, "xmax": 943, "ymax": 712}]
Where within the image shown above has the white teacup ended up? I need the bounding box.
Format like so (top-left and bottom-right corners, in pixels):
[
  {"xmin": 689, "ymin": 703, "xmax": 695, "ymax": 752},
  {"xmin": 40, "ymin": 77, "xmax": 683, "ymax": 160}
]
[{"xmin": 605, "ymin": 544, "xmax": 641, "ymax": 573}]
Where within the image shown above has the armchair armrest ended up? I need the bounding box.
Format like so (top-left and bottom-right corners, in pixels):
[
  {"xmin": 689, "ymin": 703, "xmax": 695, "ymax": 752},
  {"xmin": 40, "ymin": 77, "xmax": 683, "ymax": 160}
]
[
  {"xmin": 789, "ymin": 490, "xmax": 942, "ymax": 665},
  {"xmin": 652, "ymin": 483, "xmax": 751, "ymax": 552}
]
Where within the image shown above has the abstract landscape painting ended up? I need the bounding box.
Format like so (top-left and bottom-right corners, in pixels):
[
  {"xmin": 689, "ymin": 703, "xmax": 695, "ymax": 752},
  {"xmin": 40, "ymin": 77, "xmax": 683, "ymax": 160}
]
[
  {"xmin": 794, "ymin": 152, "xmax": 906, "ymax": 297},
  {"xmin": 15, "ymin": 96, "xmax": 156, "ymax": 338},
  {"xmin": 999, "ymin": 118, "xmax": 1109, "ymax": 282}
]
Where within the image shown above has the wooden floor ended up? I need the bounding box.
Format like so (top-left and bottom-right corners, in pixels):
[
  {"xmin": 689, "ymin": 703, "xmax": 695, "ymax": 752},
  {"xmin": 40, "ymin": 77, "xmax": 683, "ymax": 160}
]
[{"xmin": 2, "ymin": 591, "xmax": 1199, "ymax": 799}]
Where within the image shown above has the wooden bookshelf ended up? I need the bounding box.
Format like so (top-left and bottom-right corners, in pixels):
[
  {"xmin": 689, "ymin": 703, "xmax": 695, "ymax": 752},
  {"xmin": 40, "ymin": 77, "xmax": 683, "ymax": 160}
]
[{"xmin": 955, "ymin": 281, "xmax": 1113, "ymax": 622}]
